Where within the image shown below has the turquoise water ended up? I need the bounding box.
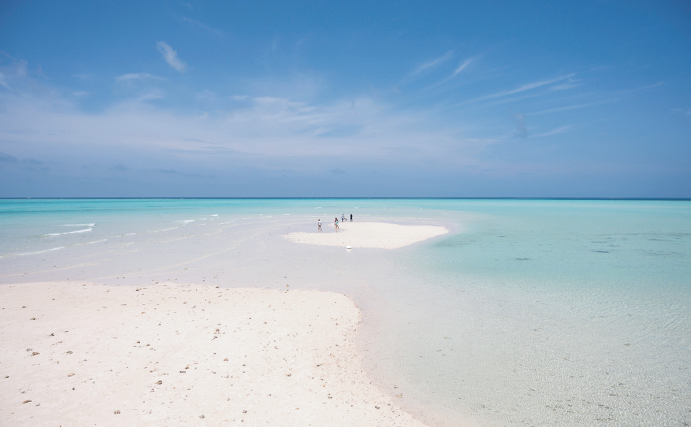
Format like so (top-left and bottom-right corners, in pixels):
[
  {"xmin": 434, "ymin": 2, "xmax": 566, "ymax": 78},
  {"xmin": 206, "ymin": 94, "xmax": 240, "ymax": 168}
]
[{"xmin": 1, "ymin": 199, "xmax": 690, "ymax": 426}]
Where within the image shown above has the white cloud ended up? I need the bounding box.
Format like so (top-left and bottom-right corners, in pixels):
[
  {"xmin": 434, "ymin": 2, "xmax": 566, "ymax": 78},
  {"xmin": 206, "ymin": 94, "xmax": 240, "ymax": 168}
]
[
  {"xmin": 0, "ymin": 87, "xmax": 483, "ymax": 169},
  {"xmin": 413, "ymin": 51, "xmax": 454, "ymax": 75},
  {"xmin": 550, "ymin": 83, "xmax": 579, "ymax": 91},
  {"xmin": 424, "ymin": 57, "xmax": 474, "ymax": 89},
  {"xmin": 529, "ymin": 99, "xmax": 615, "ymax": 115},
  {"xmin": 180, "ymin": 17, "xmax": 223, "ymax": 36},
  {"xmin": 512, "ymin": 112, "xmax": 528, "ymax": 138},
  {"xmin": 115, "ymin": 72, "xmax": 164, "ymax": 82},
  {"xmin": 156, "ymin": 42, "xmax": 187, "ymax": 73},
  {"xmin": 195, "ymin": 89, "xmax": 217, "ymax": 100},
  {"xmin": 136, "ymin": 89, "xmax": 166, "ymax": 102},
  {"xmin": 72, "ymin": 73, "xmax": 94, "ymax": 80},
  {"xmin": 470, "ymin": 74, "xmax": 576, "ymax": 103},
  {"xmin": 451, "ymin": 58, "xmax": 473, "ymax": 78},
  {"xmin": 532, "ymin": 125, "xmax": 571, "ymax": 138}
]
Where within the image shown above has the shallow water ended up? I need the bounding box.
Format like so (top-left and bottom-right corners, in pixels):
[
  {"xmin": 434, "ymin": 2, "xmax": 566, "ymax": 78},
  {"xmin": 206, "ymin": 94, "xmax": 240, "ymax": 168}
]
[{"xmin": 1, "ymin": 199, "xmax": 689, "ymax": 426}]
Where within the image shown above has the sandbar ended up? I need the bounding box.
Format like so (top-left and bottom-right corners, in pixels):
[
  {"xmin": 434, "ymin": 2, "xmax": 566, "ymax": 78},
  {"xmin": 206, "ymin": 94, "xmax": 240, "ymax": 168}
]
[
  {"xmin": 284, "ymin": 221, "xmax": 448, "ymax": 249},
  {"xmin": 0, "ymin": 281, "xmax": 427, "ymax": 426}
]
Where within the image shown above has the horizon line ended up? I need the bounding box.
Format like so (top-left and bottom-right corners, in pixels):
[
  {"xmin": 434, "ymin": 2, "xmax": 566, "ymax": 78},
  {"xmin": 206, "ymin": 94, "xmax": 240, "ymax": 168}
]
[{"xmin": 1, "ymin": 197, "xmax": 690, "ymax": 201}]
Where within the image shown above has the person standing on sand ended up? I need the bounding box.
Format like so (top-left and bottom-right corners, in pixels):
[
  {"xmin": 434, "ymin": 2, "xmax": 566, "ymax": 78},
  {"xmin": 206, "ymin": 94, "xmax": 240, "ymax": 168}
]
[
  {"xmin": 334, "ymin": 217, "xmax": 339, "ymax": 232},
  {"xmin": 350, "ymin": 214, "xmax": 353, "ymax": 221},
  {"xmin": 318, "ymin": 219, "xmax": 322, "ymax": 231},
  {"xmin": 341, "ymin": 213, "xmax": 345, "ymax": 222}
]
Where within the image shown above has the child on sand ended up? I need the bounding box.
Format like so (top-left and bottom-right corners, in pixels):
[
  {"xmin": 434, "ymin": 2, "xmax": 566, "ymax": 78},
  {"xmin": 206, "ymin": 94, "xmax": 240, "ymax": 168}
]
[
  {"xmin": 318, "ymin": 219, "xmax": 322, "ymax": 231},
  {"xmin": 334, "ymin": 217, "xmax": 339, "ymax": 232}
]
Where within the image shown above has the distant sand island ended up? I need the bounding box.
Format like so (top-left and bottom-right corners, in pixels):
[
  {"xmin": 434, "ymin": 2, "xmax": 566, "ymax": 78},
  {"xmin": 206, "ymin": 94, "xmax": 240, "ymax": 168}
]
[{"xmin": 284, "ymin": 221, "xmax": 449, "ymax": 249}]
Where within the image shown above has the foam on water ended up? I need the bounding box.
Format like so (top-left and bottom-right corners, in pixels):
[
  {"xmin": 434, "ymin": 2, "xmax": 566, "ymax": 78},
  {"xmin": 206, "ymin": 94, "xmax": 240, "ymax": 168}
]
[
  {"xmin": 43, "ymin": 227, "xmax": 92, "ymax": 236},
  {"xmin": 18, "ymin": 246, "xmax": 66, "ymax": 256}
]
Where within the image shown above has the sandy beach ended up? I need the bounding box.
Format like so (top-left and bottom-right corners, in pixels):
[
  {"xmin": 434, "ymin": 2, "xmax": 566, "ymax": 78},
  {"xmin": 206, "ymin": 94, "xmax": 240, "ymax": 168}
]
[
  {"xmin": 284, "ymin": 221, "xmax": 449, "ymax": 249},
  {"xmin": 0, "ymin": 221, "xmax": 451, "ymax": 426},
  {"xmin": 0, "ymin": 281, "xmax": 429, "ymax": 426}
]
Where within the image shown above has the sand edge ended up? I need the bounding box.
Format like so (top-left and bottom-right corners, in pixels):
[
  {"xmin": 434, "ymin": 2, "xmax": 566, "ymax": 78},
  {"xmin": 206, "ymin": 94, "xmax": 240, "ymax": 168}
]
[{"xmin": 0, "ymin": 281, "xmax": 429, "ymax": 426}]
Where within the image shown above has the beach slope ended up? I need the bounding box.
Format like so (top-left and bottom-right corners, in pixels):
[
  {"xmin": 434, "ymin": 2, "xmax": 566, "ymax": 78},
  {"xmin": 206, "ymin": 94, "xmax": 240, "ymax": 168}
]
[{"xmin": 0, "ymin": 281, "xmax": 427, "ymax": 426}]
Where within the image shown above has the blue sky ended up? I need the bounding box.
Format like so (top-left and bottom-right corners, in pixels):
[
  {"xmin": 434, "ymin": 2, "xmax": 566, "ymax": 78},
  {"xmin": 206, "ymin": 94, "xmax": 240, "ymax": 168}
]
[{"xmin": 0, "ymin": 0, "xmax": 689, "ymax": 197}]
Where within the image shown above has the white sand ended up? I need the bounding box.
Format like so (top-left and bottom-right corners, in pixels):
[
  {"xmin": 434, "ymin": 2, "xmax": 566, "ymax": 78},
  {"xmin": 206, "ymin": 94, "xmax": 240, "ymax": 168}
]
[
  {"xmin": 284, "ymin": 222, "xmax": 448, "ymax": 249},
  {"xmin": 0, "ymin": 281, "xmax": 427, "ymax": 426}
]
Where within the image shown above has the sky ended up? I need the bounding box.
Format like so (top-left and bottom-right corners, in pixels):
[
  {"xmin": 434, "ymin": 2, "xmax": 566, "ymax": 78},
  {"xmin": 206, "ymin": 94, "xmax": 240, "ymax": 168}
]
[{"xmin": 0, "ymin": 0, "xmax": 689, "ymax": 197}]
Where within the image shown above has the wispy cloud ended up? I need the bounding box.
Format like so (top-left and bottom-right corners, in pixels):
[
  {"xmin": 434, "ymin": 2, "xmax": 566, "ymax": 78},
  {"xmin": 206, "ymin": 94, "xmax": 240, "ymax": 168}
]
[
  {"xmin": 195, "ymin": 89, "xmax": 217, "ymax": 101},
  {"xmin": 72, "ymin": 73, "xmax": 94, "ymax": 80},
  {"xmin": 477, "ymin": 74, "xmax": 576, "ymax": 102},
  {"xmin": 156, "ymin": 42, "xmax": 187, "ymax": 73},
  {"xmin": 451, "ymin": 58, "xmax": 473, "ymax": 78},
  {"xmin": 180, "ymin": 17, "xmax": 224, "ymax": 36},
  {"xmin": 0, "ymin": 86, "xmax": 483, "ymax": 170},
  {"xmin": 550, "ymin": 83, "xmax": 579, "ymax": 91},
  {"xmin": 528, "ymin": 99, "xmax": 616, "ymax": 115},
  {"xmin": 424, "ymin": 57, "xmax": 474, "ymax": 89},
  {"xmin": 532, "ymin": 125, "xmax": 571, "ymax": 138},
  {"xmin": 115, "ymin": 72, "xmax": 164, "ymax": 82},
  {"xmin": 512, "ymin": 111, "xmax": 528, "ymax": 137},
  {"xmin": 413, "ymin": 51, "xmax": 454, "ymax": 75},
  {"xmin": 136, "ymin": 89, "xmax": 166, "ymax": 102},
  {"xmin": 0, "ymin": 53, "xmax": 30, "ymax": 89},
  {"xmin": 671, "ymin": 108, "xmax": 691, "ymax": 116},
  {"xmin": 0, "ymin": 152, "xmax": 18, "ymax": 162},
  {"xmin": 615, "ymin": 82, "xmax": 663, "ymax": 95}
]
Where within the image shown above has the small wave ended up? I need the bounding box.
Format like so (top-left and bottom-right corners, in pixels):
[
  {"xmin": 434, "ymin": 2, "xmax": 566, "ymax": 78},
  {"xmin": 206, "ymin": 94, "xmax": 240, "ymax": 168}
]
[
  {"xmin": 124, "ymin": 233, "xmax": 136, "ymax": 236},
  {"xmin": 211, "ymin": 214, "xmax": 218, "ymax": 217},
  {"xmin": 19, "ymin": 246, "xmax": 65, "ymax": 256},
  {"xmin": 87, "ymin": 239, "xmax": 107, "ymax": 244},
  {"xmin": 179, "ymin": 220, "xmax": 195, "ymax": 224},
  {"xmin": 44, "ymin": 228, "xmax": 93, "ymax": 236},
  {"xmin": 284, "ymin": 214, "xmax": 290, "ymax": 215},
  {"xmin": 68, "ymin": 228, "xmax": 92, "ymax": 234},
  {"xmin": 62, "ymin": 223, "xmax": 95, "ymax": 227},
  {"xmin": 159, "ymin": 227, "xmax": 178, "ymax": 232}
]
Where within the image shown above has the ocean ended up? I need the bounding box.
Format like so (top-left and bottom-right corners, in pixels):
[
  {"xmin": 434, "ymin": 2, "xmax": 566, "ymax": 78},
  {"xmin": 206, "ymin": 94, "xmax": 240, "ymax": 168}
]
[{"xmin": 1, "ymin": 198, "xmax": 689, "ymax": 426}]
